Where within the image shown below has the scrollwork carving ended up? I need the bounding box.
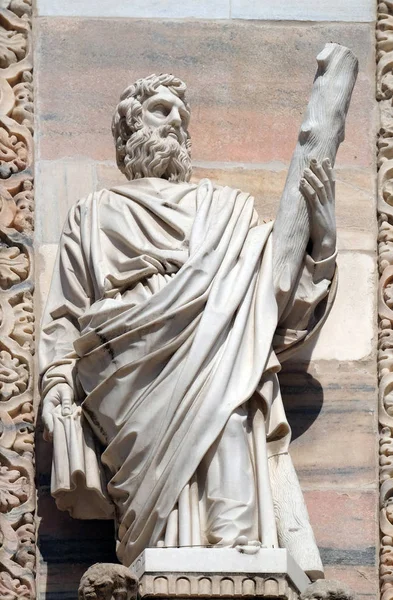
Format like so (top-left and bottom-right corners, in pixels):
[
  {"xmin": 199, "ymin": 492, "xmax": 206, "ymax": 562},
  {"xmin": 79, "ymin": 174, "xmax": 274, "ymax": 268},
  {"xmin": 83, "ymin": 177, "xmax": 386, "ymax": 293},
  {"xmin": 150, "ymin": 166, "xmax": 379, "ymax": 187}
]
[
  {"xmin": 378, "ymin": 3, "xmax": 393, "ymax": 598},
  {"xmin": 11, "ymin": 71, "xmax": 32, "ymax": 131},
  {"xmin": 12, "ymin": 179, "xmax": 33, "ymax": 231},
  {"xmin": 0, "ymin": 571, "xmax": 30, "ymax": 599},
  {"xmin": 0, "ymin": 26, "xmax": 26, "ymax": 69},
  {"xmin": 0, "ymin": 244, "xmax": 28, "ymax": 287},
  {"xmin": 15, "ymin": 512, "xmax": 35, "ymax": 570},
  {"xmin": 0, "ymin": 350, "xmax": 27, "ymax": 400},
  {"xmin": 9, "ymin": 291, "xmax": 33, "ymax": 350},
  {"xmin": 0, "ymin": 465, "xmax": 28, "ymax": 512},
  {"xmin": 0, "ymin": 124, "xmax": 28, "ymax": 178},
  {"xmin": 0, "ymin": 1, "xmax": 34, "ymax": 596},
  {"xmin": 0, "ymin": 179, "xmax": 34, "ymax": 232},
  {"xmin": 0, "ymin": 0, "xmax": 32, "ymax": 19}
]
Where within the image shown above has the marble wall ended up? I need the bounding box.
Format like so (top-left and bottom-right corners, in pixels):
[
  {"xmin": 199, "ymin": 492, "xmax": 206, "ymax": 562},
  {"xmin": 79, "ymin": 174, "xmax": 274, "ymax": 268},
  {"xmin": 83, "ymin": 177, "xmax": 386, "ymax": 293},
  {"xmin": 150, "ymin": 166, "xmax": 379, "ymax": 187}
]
[
  {"xmin": 34, "ymin": 2, "xmax": 378, "ymax": 599},
  {"xmin": 36, "ymin": 0, "xmax": 374, "ymax": 21}
]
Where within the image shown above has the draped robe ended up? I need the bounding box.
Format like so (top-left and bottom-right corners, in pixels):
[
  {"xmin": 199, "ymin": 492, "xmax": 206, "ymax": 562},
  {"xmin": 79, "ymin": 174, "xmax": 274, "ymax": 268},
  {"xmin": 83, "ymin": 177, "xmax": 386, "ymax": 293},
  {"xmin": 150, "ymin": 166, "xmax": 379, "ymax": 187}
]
[{"xmin": 39, "ymin": 177, "xmax": 336, "ymax": 579}]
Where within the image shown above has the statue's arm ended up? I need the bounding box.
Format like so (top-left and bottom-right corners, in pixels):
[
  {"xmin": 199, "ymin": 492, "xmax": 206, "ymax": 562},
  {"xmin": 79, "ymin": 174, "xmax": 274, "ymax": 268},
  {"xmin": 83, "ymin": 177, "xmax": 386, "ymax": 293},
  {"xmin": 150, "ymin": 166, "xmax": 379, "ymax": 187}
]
[
  {"xmin": 39, "ymin": 200, "xmax": 91, "ymax": 439},
  {"xmin": 273, "ymin": 159, "xmax": 336, "ymax": 353},
  {"xmin": 271, "ymin": 43, "xmax": 357, "ymax": 319}
]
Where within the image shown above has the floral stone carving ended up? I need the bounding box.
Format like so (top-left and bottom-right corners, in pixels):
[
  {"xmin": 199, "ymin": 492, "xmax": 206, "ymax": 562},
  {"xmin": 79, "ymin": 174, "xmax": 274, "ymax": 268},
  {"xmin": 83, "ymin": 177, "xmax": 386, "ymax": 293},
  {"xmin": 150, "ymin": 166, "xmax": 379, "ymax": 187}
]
[
  {"xmin": 0, "ymin": 0, "xmax": 34, "ymax": 598},
  {"xmin": 0, "ymin": 350, "xmax": 27, "ymax": 400},
  {"xmin": 0, "ymin": 26, "xmax": 26, "ymax": 69},
  {"xmin": 0, "ymin": 245, "xmax": 28, "ymax": 287}
]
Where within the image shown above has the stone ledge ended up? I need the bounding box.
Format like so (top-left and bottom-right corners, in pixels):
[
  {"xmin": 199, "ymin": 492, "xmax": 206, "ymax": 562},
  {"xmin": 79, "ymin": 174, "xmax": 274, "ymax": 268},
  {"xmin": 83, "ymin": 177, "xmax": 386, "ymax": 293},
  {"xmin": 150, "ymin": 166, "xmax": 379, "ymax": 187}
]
[
  {"xmin": 130, "ymin": 548, "xmax": 310, "ymax": 599},
  {"xmin": 140, "ymin": 573, "xmax": 300, "ymax": 599}
]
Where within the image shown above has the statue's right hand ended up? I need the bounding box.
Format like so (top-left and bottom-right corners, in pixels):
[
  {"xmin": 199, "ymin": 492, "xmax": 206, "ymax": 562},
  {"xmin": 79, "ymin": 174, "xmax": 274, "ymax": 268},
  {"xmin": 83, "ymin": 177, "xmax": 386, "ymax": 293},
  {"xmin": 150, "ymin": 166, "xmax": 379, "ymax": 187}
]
[{"xmin": 42, "ymin": 383, "xmax": 75, "ymax": 441}]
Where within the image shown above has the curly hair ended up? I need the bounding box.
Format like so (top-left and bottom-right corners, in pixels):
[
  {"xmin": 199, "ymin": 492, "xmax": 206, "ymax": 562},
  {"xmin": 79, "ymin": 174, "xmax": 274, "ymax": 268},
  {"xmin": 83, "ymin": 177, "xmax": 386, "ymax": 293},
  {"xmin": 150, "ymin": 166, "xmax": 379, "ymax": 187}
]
[
  {"xmin": 78, "ymin": 563, "xmax": 137, "ymax": 600},
  {"xmin": 112, "ymin": 74, "xmax": 191, "ymax": 180}
]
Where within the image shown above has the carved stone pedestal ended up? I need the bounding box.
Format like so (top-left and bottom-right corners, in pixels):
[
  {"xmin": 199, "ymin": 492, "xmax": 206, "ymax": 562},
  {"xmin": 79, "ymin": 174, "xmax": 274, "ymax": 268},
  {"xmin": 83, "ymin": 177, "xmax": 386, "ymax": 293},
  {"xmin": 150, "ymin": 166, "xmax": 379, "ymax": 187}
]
[{"xmin": 130, "ymin": 548, "xmax": 310, "ymax": 600}]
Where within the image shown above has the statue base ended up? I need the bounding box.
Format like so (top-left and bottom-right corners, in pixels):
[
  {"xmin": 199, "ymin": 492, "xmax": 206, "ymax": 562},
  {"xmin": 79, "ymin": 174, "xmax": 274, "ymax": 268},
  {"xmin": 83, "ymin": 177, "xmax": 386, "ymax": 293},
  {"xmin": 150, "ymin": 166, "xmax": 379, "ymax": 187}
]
[{"xmin": 130, "ymin": 548, "xmax": 310, "ymax": 600}]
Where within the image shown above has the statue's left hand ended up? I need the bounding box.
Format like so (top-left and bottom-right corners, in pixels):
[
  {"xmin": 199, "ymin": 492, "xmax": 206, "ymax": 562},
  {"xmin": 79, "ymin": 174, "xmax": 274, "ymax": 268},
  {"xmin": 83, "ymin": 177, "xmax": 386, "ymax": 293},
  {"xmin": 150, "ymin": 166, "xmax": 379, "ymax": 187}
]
[
  {"xmin": 299, "ymin": 158, "xmax": 336, "ymax": 261},
  {"xmin": 42, "ymin": 382, "xmax": 76, "ymax": 441}
]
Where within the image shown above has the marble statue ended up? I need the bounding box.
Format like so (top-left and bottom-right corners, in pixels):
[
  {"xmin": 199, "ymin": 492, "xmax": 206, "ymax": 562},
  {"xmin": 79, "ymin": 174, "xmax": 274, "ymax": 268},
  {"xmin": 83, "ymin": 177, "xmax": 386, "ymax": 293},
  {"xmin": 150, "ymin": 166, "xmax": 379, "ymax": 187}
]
[{"xmin": 39, "ymin": 44, "xmax": 358, "ymax": 584}]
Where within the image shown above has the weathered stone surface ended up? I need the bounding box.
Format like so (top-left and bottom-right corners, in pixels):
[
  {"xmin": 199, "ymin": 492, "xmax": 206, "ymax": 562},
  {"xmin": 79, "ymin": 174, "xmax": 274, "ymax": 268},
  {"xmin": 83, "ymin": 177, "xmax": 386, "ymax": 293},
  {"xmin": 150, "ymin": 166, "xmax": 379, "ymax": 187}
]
[
  {"xmin": 37, "ymin": 0, "xmax": 230, "ymax": 18},
  {"xmin": 36, "ymin": 243, "xmax": 58, "ymax": 322},
  {"xmin": 35, "ymin": 19, "xmax": 375, "ymax": 166},
  {"xmin": 95, "ymin": 161, "xmax": 127, "ymax": 191},
  {"xmin": 295, "ymin": 251, "xmax": 376, "ymax": 361},
  {"xmin": 35, "ymin": 0, "xmax": 376, "ymax": 21},
  {"xmin": 281, "ymin": 361, "xmax": 377, "ymax": 489},
  {"xmin": 139, "ymin": 573, "xmax": 299, "ymax": 600},
  {"xmin": 35, "ymin": 160, "xmax": 96, "ymax": 243},
  {"xmin": 232, "ymin": 0, "xmax": 375, "ymax": 22},
  {"xmin": 0, "ymin": 5, "xmax": 36, "ymax": 598},
  {"xmin": 97, "ymin": 162, "xmax": 377, "ymax": 253},
  {"xmin": 323, "ymin": 566, "xmax": 377, "ymax": 600},
  {"xmin": 36, "ymin": 161, "xmax": 375, "ymax": 251},
  {"xmin": 99, "ymin": 164, "xmax": 376, "ymax": 252},
  {"xmin": 79, "ymin": 563, "xmax": 138, "ymax": 600},
  {"xmin": 336, "ymin": 230, "xmax": 374, "ymax": 252},
  {"xmin": 192, "ymin": 166, "xmax": 376, "ymax": 240},
  {"xmin": 35, "ymin": 0, "xmax": 376, "ymax": 22},
  {"xmin": 304, "ymin": 491, "xmax": 376, "ymax": 568},
  {"xmin": 300, "ymin": 579, "xmax": 355, "ymax": 600}
]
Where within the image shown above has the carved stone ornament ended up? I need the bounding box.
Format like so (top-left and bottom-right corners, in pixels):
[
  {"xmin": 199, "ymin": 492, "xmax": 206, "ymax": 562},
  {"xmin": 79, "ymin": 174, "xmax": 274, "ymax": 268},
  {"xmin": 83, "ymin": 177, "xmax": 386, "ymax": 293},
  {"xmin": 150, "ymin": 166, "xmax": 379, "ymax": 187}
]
[
  {"xmin": 300, "ymin": 579, "xmax": 355, "ymax": 600},
  {"xmin": 0, "ymin": 1, "xmax": 34, "ymax": 598},
  {"xmin": 376, "ymin": 3, "xmax": 393, "ymax": 600},
  {"xmin": 78, "ymin": 563, "xmax": 138, "ymax": 600},
  {"xmin": 130, "ymin": 548, "xmax": 310, "ymax": 600}
]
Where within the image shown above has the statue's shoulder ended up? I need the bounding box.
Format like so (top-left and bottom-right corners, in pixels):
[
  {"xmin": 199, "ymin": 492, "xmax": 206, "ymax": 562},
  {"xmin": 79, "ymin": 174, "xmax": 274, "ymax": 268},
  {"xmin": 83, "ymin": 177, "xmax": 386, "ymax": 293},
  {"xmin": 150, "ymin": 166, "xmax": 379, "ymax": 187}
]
[
  {"xmin": 111, "ymin": 178, "xmax": 196, "ymax": 195},
  {"xmin": 63, "ymin": 189, "xmax": 109, "ymax": 228},
  {"xmin": 71, "ymin": 188, "xmax": 114, "ymax": 212}
]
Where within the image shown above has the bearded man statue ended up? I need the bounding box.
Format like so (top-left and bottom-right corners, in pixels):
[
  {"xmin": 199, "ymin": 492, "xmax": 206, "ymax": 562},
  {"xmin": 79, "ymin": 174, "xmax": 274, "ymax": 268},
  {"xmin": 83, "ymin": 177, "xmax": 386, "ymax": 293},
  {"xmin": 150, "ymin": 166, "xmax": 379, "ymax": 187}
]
[{"xmin": 39, "ymin": 71, "xmax": 344, "ymax": 582}]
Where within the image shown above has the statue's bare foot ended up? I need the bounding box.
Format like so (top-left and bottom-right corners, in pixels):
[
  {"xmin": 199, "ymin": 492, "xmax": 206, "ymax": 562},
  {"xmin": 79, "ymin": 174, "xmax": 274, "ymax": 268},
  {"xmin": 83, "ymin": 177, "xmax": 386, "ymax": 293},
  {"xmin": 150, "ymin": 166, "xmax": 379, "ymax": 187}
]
[{"xmin": 233, "ymin": 537, "xmax": 262, "ymax": 554}]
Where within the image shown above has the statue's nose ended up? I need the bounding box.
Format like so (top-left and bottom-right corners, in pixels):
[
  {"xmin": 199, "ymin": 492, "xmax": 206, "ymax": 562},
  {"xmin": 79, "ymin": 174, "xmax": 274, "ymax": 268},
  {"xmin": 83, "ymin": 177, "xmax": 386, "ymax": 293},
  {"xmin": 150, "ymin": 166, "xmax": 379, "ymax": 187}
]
[{"xmin": 169, "ymin": 107, "xmax": 181, "ymax": 127}]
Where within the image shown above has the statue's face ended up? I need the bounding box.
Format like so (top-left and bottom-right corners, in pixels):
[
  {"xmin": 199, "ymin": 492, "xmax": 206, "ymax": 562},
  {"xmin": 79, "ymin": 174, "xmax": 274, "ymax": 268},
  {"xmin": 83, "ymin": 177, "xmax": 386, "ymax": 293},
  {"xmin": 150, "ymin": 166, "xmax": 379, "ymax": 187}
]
[
  {"xmin": 118, "ymin": 83, "xmax": 192, "ymax": 182},
  {"xmin": 141, "ymin": 85, "xmax": 190, "ymax": 148},
  {"xmin": 79, "ymin": 576, "xmax": 134, "ymax": 600}
]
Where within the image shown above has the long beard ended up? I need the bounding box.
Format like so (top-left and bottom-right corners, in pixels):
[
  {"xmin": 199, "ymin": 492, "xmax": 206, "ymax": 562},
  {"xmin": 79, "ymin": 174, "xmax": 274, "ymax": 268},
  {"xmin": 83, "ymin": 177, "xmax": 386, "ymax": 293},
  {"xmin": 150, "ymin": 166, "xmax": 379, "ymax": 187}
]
[{"xmin": 123, "ymin": 125, "xmax": 192, "ymax": 182}]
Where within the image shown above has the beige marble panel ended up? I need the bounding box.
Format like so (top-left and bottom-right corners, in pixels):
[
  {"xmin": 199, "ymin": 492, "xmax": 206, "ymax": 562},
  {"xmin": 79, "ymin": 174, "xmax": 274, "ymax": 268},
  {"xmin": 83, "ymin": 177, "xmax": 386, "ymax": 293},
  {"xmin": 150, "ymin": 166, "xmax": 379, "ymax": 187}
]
[
  {"xmin": 281, "ymin": 361, "xmax": 377, "ymax": 489},
  {"xmin": 35, "ymin": 160, "xmax": 96, "ymax": 244},
  {"xmin": 96, "ymin": 161, "xmax": 126, "ymax": 190},
  {"xmin": 191, "ymin": 165, "xmax": 376, "ymax": 242},
  {"xmin": 35, "ymin": 19, "xmax": 375, "ymax": 167},
  {"xmin": 305, "ymin": 490, "xmax": 377, "ymax": 595},
  {"xmin": 36, "ymin": 0, "xmax": 375, "ymax": 20},
  {"xmin": 95, "ymin": 162, "xmax": 376, "ymax": 251},
  {"xmin": 231, "ymin": 0, "xmax": 375, "ymax": 22},
  {"xmin": 37, "ymin": 0, "xmax": 230, "ymax": 18},
  {"xmin": 295, "ymin": 251, "xmax": 376, "ymax": 362},
  {"xmin": 36, "ymin": 243, "xmax": 58, "ymax": 324}
]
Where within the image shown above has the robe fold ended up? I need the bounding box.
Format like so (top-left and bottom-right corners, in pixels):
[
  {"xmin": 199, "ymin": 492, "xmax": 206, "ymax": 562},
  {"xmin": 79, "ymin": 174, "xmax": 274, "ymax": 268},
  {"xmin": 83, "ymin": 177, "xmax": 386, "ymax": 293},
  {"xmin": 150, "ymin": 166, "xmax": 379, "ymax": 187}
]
[{"xmin": 39, "ymin": 177, "xmax": 336, "ymax": 577}]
